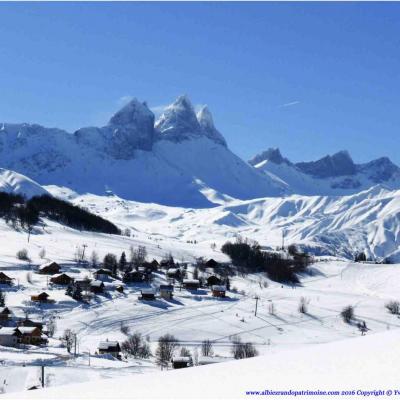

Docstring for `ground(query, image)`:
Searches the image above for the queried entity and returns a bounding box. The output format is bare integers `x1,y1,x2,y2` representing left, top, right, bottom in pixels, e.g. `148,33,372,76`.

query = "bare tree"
90,251,99,268
298,297,309,314
155,334,178,369
180,347,191,357
201,339,214,357
47,316,57,338
38,248,46,259
62,329,75,353
121,332,151,359
231,336,258,359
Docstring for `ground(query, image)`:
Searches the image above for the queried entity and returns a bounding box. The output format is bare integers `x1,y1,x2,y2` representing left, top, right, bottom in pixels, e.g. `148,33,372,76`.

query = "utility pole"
254,295,259,317
41,365,45,388
281,229,285,250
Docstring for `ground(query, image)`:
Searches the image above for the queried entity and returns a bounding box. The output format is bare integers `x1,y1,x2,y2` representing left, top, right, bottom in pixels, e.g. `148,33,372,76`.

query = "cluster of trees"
354,251,367,262
121,332,152,359
0,192,120,235
221,238,312,283
230,336,258,359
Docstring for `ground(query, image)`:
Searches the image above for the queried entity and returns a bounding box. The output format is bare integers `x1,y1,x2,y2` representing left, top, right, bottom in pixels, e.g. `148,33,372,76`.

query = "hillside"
4,328,400,399
53,185,400,262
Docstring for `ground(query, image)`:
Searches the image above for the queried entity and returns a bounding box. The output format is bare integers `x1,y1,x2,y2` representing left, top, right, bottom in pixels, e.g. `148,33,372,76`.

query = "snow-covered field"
1,206,400,395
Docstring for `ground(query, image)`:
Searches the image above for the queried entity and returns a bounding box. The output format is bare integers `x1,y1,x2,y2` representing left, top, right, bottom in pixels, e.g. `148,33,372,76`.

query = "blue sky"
0,2,399,164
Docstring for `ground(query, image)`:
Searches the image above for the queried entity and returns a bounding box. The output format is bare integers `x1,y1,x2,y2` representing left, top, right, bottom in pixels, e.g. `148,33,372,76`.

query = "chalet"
50,273,74,286
205,259,219,269
171,356,192,369
0,272,13,285
159,284,174,300
38,261,61,275
207,275,222,287
166,268,181,280
74,279,92,292
18,318,43,331
123,270,148,283
0,307,12,322
94,269,112,281
182,279,200,291
211,285,226,298
0,327,21,347
140,288,156,301
31,292,52,303
90,280,105,294
18,326,44,345
98,340,121,359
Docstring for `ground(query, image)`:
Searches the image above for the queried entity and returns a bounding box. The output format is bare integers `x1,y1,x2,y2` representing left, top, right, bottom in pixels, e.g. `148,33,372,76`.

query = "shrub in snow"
16,248,30,261
341,305,355,324
298,297,309,314
39,248,46,259
385,301,400,315
231,336,258,359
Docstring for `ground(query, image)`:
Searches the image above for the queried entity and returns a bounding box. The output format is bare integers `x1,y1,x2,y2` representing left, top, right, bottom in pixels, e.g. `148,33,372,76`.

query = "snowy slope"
0,97,284,208
47,185,400,262
0,168,49,198
3,324,400,399
251,148,400,196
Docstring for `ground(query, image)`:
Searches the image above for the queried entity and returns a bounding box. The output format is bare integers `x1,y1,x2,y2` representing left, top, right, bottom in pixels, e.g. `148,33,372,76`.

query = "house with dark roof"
98,340,121,358
38,261,61,275
0,272,13,285
50,273,74,286
0,307,12,322
171,356,192,369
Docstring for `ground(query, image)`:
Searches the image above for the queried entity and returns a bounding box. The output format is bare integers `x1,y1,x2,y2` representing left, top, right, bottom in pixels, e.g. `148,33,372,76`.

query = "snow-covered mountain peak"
196,105,227,147
155,95,202,142
249,148,291,166
296,150,356,178
108,98,154,128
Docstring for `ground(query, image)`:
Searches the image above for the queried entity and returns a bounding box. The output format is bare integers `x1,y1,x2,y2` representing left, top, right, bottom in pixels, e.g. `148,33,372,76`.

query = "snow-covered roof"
18,327,39,334
0,327,18,335
183,279,200,284
98,341,120,350
166,268,178,274
141,288,155,295
212,285,226,292
91,280,104,287
39,261,59,271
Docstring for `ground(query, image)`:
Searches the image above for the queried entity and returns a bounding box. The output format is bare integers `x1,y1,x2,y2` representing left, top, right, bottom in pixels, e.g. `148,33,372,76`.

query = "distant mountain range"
249,148,400,196
1,95,400,206
0,96,283,207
